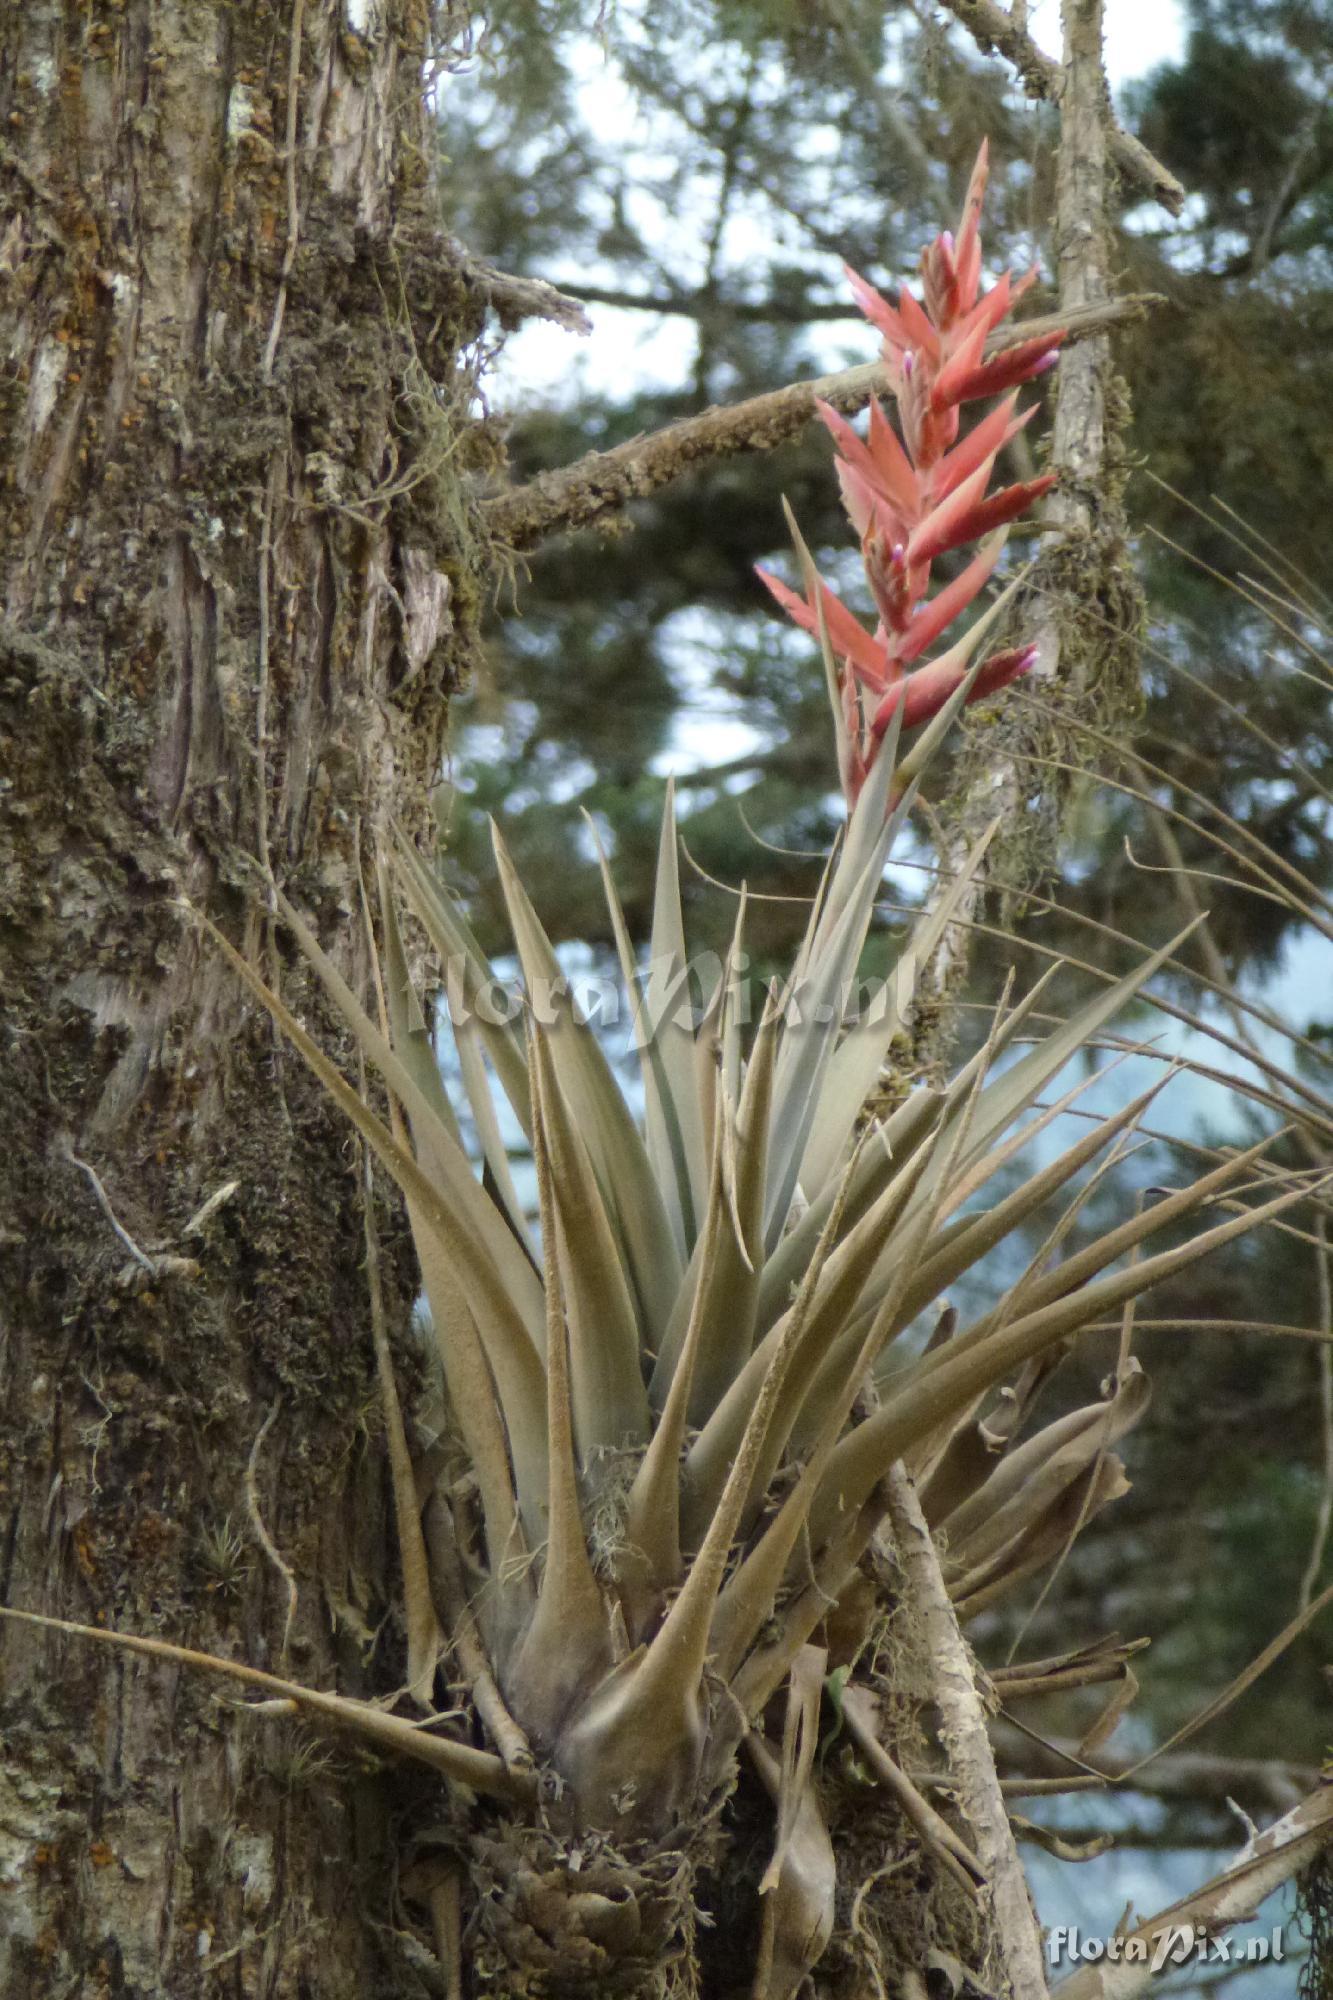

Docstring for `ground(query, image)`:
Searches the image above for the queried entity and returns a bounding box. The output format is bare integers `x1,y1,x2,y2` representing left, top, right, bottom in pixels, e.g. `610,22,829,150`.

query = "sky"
484,0,1194,789
492,0,1189,410
1036,0,1187,87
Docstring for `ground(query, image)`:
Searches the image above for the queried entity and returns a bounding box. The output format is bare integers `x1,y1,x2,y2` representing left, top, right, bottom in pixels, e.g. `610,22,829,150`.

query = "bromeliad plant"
758,139,1062,807
162,735,1308,1993
2,160,1321,2000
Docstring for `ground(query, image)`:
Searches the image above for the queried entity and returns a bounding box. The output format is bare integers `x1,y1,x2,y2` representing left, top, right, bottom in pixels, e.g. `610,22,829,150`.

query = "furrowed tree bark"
0,6,487,1994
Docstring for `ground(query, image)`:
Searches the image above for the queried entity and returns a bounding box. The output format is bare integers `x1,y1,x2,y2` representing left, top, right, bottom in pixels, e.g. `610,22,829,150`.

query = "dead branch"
464,257,593,336
886,1464,1051,2000
992,1725,1321,1814
547,279,865,325
933,0,1186,215
1042,0,1119,556
1051,1781,1333,1998
486,293,1161,551
0,1605,535,1803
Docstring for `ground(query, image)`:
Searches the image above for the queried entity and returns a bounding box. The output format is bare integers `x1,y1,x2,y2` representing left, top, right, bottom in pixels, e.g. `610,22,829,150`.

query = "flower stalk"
758,140,1066,807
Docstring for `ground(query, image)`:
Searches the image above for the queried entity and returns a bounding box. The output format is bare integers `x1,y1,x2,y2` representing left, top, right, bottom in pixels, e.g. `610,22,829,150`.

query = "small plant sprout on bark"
758,140,1063,809
3,146,1327,2000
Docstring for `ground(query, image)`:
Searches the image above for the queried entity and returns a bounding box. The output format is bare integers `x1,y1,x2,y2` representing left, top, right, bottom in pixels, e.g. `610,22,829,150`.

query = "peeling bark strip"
886,1467,1052,2000
487,295,1161,551
0,5,485,1995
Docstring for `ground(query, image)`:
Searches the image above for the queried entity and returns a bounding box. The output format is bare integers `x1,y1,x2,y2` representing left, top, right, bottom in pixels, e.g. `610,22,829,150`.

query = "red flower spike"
952,140,990,313
762,136,1065,810
920,233,955,326
755,566,890,691
934,392,1030,501
834,458,877,541
952,270,1016,348
922,473,1057,562
816,398,877,471
896,284,941,359
928,317,990,414
948,330,1066,406
866,397,920,520
906,461,995,568
842,263,914,359
899,358,957,470
896,532,1008,667
864,535,916,637
870,641,1037,742
818,400,916,528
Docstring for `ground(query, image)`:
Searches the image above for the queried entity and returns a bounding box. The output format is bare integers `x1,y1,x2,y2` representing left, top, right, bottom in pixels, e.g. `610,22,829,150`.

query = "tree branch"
992,1725,1321,1815
486,293,1162,551
886,1465,1051,2000
932,0,1186,215
1036,0,1122,638
1051,1781,1333,1998
463,255,594,336
552,279,864,325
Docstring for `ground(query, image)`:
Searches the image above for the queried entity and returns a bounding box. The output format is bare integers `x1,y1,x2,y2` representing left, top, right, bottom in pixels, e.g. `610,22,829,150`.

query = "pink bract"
757,140,1064,808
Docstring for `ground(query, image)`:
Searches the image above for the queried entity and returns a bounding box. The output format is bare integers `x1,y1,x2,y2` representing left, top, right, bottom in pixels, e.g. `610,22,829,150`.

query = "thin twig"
486,295,1161,550
1114,1573,1333,1784
422,1492,536,1777
64,1145,156,1273
992,1727,1320,1813
549,278,875,324
0,1606,531,1800
839,1684,987,1896
245,1401,300,1666
848,1856,911,2000
262,0,306,382
1298,1216,1333,1612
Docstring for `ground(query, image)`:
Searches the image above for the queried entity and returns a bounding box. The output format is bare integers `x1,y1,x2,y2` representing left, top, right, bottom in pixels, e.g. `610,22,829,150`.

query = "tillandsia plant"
194,769,1314,1994
758,139,1063,809
1,170,1324,2000
4,711,1320,1996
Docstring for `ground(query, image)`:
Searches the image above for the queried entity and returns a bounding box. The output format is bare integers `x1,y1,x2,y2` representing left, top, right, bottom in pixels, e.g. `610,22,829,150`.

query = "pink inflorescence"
757,141,1065,808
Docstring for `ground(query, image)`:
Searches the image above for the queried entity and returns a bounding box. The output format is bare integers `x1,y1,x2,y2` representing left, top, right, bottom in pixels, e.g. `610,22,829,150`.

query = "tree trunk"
0,5,485,1993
